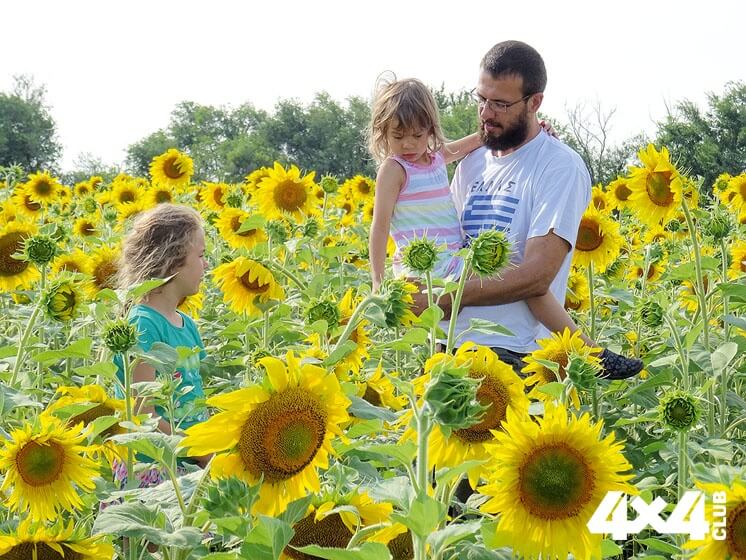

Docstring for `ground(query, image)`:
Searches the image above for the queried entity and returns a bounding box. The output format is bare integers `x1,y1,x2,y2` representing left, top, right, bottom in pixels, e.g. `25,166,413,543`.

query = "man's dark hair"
481,41,547,96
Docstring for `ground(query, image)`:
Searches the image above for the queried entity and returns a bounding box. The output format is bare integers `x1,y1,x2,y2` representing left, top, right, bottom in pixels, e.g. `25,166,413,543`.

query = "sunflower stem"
122,350,136,491
264,259,307,292
331,295,386,355
681,202,714,436
664,313,690,390
586,263,600,419
425,271,435,357
445,254,473,355
719,238,730,436
9,298,43,389
413,404,433,560
183,456,213,524
677,430,688,500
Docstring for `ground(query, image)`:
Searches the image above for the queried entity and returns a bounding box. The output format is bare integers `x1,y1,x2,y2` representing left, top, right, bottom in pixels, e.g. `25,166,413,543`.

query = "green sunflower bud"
103,319,139,354
225,190,244,209
647,243,665,263
302,218,320,238
470,229,511,276
402,237,440,274
102,206,118,223
705,208,732,241
266,220,289,243
636,299,665,328
566,354,600,391
424,360,487,435
665,218,683,233
659,390,701,432
82,196,98,214
381,278,415,328
43,280,84,322
320,175,339,194
248,348,272,367
21,234,58,266
305,298,340,328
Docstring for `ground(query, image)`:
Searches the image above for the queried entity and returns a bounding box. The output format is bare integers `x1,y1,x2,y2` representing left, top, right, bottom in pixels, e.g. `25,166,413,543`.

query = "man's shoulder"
537,135,587,170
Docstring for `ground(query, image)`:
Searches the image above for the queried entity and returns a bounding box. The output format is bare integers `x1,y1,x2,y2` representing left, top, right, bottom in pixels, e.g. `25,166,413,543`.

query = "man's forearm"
460,265,550,308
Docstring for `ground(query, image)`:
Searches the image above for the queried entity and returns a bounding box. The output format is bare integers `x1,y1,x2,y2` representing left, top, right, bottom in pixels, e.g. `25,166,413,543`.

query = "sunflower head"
254,162,319,220
402,237,440,274
705,206,733,241
659,390,701,432
635,298,665,328
266,219,290,243
302,217,320,239
470,229,511,276
21,234,58,266
380,278,418,328
42,278,86,322
423,354,487,434
0,518,114,560
305,298,341,329
103,319,138,354
149,148,194,188
320,175,340,194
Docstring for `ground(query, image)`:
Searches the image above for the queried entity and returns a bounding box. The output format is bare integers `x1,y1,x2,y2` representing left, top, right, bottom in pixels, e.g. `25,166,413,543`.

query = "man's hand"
408,279,453,319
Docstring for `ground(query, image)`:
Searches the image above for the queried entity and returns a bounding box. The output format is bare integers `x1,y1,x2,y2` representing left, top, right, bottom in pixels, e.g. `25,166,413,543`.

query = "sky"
2,0,744,172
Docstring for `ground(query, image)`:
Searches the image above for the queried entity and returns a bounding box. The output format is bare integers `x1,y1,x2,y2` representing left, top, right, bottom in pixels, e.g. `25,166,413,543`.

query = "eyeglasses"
470,89,533,113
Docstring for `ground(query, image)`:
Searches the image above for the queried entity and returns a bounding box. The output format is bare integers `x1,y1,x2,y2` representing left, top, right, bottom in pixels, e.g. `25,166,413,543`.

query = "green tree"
0,75,61,170
655,81,746,188
125,130,175,178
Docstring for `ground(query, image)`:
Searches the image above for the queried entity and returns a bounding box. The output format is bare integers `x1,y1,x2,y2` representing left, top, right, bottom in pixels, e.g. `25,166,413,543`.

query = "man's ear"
529,92,544,113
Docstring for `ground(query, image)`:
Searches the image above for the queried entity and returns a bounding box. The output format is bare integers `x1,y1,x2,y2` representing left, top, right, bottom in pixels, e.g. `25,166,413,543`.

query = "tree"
125,130,175,178
655,81,746,188
0,75,61,170
61,153,121,186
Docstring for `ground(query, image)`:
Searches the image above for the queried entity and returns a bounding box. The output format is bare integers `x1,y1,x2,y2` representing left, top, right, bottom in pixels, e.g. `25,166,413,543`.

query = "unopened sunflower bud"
266,220,289,243
103,207,118,223
225,190,244,209
43,280,84,322
21,235,58,266
320,175,339,194
305,298,340,328
103,320,139,354
566,355,600,391
470,229,511,276
380,278,417,328
302,218,320,238
247,348,272,368
425,363,487,434
402,238,439,274
705,208,732,241
659,390,701,432
636,299,665,328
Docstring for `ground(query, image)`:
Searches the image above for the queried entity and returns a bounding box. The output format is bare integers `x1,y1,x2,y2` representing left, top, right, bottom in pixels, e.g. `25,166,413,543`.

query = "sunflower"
642,224,671,247
332,193,358,227
21,171,61,207
522,329,601,409
178,290,204,319
10,187,44,220
564,266,590,312
0,518,114,560
73,216,100,238
334,288,371,379
626,144,684,226
626,257,667,284
479,402,635,560
607,176,634,211
43,277,88,322
110,178,145,211
149,148,194,189
340,175,375,203
729,239,746,280
213,256,284,316
50,249,93,277
684,478,746,560
283,491,392,559
254,162,319,221
724,173,746,212
571,206,623,273
143,183,177,207
0,415,99,521
357,361,407,412
215,207,268,250
89,245,120,293
73,177,102,198
199,182,230,212
590,184,610,212
361,199,375,223
0,220,40,292
403,344,531,488
245,166,272,192
367,524,414,560
181,351,351,516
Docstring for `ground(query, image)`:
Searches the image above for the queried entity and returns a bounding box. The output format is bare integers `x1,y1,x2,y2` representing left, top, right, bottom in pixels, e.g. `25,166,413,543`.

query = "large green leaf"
92,501,201,546
240,515,295,560
392,494,446,538
294,543,392,560
32,337,92,365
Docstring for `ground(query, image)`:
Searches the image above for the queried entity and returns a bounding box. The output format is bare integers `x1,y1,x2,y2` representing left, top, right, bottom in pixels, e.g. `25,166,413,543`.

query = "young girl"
112,203,210,486
367,78,642,379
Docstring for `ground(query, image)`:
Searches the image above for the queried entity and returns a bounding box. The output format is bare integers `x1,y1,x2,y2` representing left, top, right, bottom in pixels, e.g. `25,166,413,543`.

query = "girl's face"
174,227,208,297
386,123,431,165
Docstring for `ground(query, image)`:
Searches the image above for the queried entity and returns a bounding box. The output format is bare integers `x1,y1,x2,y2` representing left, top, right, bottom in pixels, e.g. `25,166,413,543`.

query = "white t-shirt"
441,131,591,353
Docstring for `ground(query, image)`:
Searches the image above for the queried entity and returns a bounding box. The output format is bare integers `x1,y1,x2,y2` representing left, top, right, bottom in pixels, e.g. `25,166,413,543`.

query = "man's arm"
437,230,571,316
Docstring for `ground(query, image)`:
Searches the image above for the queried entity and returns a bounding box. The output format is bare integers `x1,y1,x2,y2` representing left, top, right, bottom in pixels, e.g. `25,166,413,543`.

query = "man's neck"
493,121,542,157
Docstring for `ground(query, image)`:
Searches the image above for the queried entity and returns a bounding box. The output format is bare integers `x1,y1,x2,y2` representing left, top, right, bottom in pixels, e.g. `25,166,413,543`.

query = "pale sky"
2,0,744,172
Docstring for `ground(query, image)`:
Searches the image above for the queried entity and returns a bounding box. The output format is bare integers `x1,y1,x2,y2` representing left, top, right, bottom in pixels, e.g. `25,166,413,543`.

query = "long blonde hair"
367,77,446,164
117,204,203,291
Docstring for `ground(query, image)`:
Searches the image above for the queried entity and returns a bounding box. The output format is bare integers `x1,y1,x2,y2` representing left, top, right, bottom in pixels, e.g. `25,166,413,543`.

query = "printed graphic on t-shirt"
462,178,521,241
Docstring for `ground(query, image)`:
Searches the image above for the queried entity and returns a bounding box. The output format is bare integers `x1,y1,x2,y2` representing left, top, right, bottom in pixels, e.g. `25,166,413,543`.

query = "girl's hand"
539,120,559,138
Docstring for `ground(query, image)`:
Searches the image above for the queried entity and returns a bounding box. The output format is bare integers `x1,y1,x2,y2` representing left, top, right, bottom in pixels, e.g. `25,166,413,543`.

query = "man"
433,40,641,378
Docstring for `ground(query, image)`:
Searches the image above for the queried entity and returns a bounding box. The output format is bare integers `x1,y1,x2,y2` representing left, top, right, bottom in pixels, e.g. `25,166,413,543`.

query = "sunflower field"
0,143,744,560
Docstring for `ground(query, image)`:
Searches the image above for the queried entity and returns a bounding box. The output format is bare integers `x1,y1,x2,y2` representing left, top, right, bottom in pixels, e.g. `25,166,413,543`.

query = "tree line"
1,75,744,189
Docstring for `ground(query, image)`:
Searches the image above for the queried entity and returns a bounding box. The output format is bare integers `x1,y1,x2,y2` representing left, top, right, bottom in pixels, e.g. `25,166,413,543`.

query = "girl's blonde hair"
117,204,203,290
367,77,446,164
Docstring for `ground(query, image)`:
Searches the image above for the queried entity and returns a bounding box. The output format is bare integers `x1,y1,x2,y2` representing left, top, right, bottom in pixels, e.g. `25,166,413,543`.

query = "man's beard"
479,109,530,151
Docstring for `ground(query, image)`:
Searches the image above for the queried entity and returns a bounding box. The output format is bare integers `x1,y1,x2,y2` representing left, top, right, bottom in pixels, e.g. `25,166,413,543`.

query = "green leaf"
0,384,43,415
295,543,392,560
280,494,314,526
637,537,679,555
364,304,389,328
73,361,118,379
537,382,565,399
0,345,17,359
31,337,93,365
418,304,444,329
109,432,181,466
719,281,746,302
92,501,202,546
400,328,429,345
323,340,358,367
724,314,746,330
711,341,739,373
467,318,514,336
236,214,266,234
600,539,624,558
648,354,679,368
348,396,398,422
427,520,482,552
366,476,414,509
393,494,446,538
359,442,417,468
240,515,294,560
127,276,173,300
435,460,487,487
